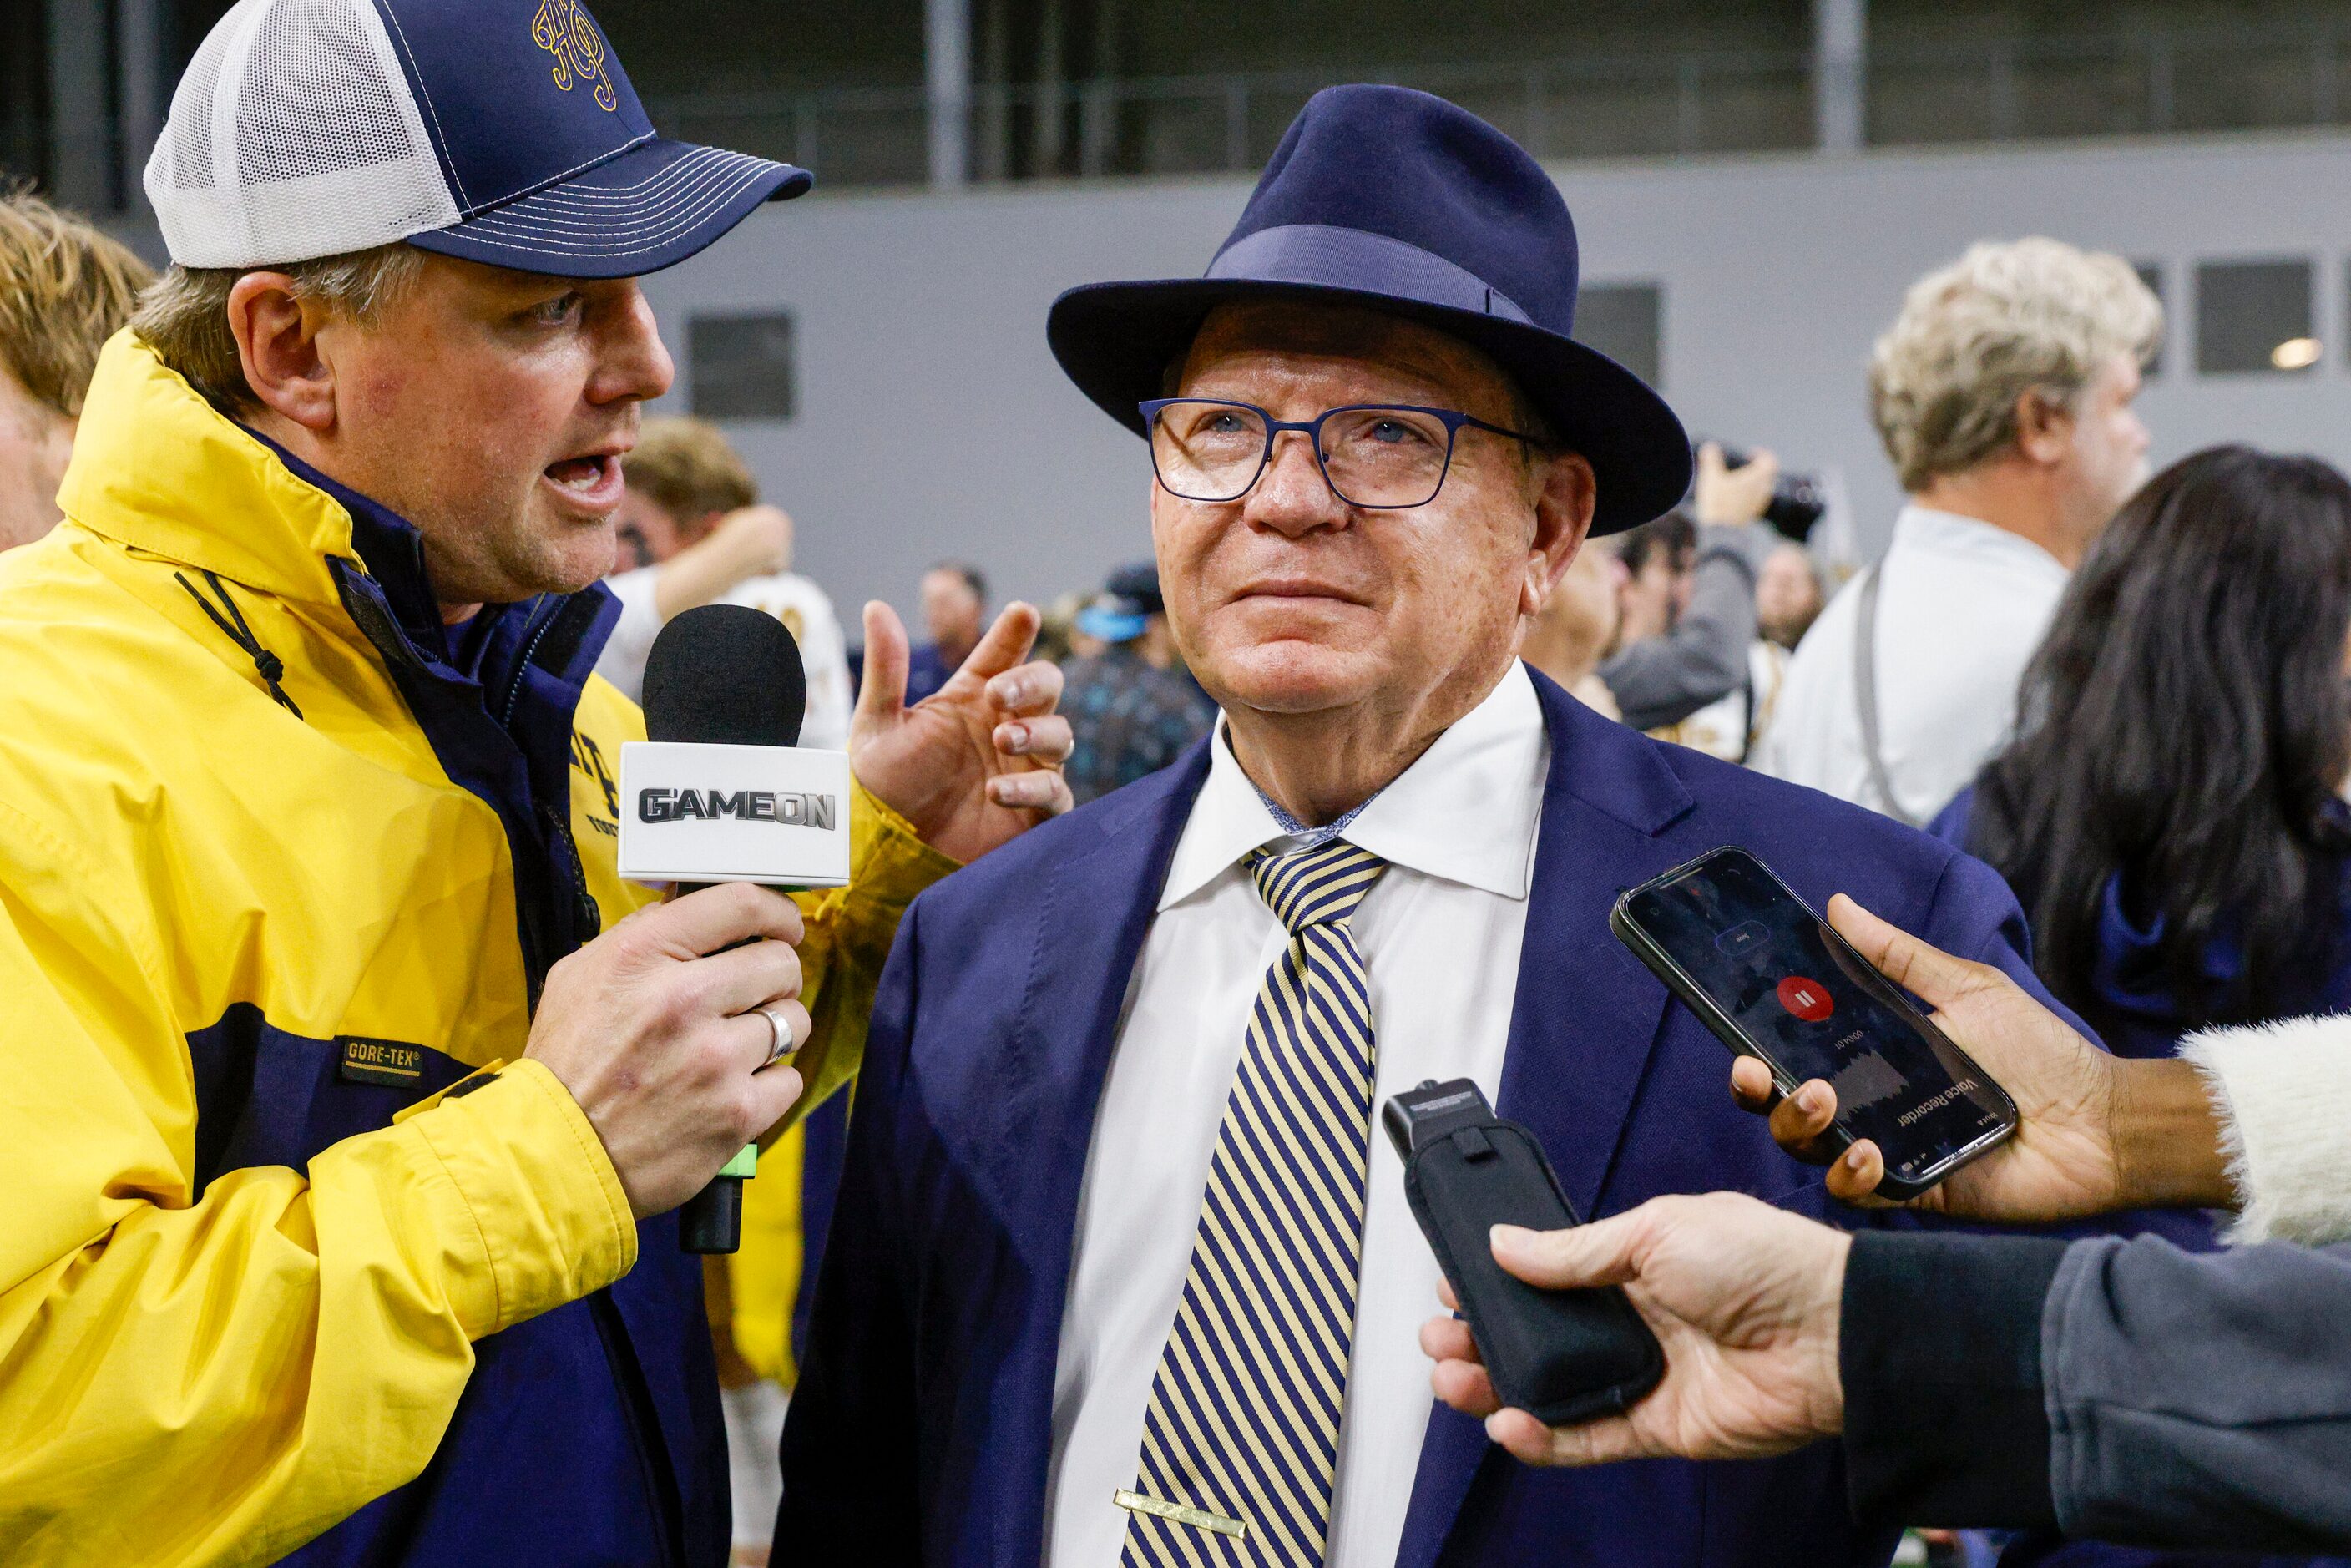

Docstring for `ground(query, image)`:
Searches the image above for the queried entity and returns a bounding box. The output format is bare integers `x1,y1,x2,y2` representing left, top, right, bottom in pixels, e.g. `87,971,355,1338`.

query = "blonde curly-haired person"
1759,239,2160,822
0,190,152,550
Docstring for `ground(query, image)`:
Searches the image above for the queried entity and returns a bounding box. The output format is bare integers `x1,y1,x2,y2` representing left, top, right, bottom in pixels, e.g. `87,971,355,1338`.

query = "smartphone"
1609,847,2017,1199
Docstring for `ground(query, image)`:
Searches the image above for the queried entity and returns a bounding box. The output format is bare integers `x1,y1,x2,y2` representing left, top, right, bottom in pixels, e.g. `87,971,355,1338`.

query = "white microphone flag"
616,741,852,887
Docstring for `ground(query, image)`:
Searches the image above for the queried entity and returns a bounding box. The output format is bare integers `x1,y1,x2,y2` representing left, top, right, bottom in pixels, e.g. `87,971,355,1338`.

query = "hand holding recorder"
1426,893,2242,1472
1613,848,2020,1199
1422,1191,1848,1467
1734,893,2231,1220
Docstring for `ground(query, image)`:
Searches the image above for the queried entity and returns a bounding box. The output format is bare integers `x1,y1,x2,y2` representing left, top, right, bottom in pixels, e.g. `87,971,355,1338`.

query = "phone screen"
1620,849,2015,1182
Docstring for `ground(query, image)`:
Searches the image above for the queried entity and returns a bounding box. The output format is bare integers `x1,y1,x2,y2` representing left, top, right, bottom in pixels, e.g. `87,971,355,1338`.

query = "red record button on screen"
1777,975,1834,1023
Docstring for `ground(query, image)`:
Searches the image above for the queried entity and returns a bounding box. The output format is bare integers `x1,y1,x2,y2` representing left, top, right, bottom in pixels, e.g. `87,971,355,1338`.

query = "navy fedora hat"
1047,84,1690,532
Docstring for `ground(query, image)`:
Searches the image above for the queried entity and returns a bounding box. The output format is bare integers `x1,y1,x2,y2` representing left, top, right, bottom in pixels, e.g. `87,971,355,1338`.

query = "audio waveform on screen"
1826,1051,1906,1114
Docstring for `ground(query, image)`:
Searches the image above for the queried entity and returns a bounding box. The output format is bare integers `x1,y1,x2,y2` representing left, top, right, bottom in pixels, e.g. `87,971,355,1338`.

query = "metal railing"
646,49,1818,190
8,23,2346,204
1871,23,2348,144
641,22,2351,192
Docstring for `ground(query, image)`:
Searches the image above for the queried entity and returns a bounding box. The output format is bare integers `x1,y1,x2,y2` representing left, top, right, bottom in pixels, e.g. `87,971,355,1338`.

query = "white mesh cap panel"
160,11,234,193
145,0,461,268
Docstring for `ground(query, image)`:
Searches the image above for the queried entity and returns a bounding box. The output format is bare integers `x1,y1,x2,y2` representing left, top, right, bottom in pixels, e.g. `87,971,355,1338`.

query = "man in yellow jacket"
0,3,1070,1564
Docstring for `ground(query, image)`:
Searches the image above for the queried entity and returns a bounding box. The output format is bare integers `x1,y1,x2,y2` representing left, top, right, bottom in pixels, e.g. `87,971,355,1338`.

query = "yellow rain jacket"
0,335,952,1566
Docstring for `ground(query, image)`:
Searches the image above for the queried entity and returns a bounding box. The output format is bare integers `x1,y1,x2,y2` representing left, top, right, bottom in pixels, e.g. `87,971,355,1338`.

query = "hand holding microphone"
612,604,850,1251
527,605,823,1232
523,883,811,1221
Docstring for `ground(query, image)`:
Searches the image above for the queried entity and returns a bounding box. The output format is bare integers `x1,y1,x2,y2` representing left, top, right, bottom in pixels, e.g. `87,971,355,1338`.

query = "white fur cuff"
2178,1014,2351,1247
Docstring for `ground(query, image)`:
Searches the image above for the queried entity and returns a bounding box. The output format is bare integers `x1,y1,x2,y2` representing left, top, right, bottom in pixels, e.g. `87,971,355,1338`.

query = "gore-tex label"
338,1035,424,1086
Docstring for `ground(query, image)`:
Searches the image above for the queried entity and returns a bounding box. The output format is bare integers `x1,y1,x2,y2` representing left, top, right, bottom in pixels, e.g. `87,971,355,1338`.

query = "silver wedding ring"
756,1004,798,1069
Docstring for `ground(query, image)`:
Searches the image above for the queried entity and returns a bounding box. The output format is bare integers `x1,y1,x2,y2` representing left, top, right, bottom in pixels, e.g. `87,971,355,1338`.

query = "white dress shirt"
1044,662,1549,1568
1757,505,2070,823
595,565,855,750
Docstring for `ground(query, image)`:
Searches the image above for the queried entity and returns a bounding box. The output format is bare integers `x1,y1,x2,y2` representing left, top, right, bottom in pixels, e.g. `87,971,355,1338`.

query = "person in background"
910,561,988,703
1611,509,1696,649
1756,539,1825,650
1943,446,2351,1060
1519,529,1626,717
0,189,152,551
1614,445,1792,762
1925,443,2351,1568
1759,238,2160,824
1059,561,1218,803
1595,440,1780,731
1034,589,1087,665
594,417,854,748
1937,447,2351,1181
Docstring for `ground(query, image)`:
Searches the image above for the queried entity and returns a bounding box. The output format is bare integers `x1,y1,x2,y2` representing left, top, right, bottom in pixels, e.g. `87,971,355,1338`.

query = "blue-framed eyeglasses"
1138,397,1542,509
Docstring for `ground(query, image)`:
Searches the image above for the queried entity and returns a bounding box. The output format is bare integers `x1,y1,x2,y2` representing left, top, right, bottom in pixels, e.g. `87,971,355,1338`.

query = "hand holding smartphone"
1610,847,2018,1200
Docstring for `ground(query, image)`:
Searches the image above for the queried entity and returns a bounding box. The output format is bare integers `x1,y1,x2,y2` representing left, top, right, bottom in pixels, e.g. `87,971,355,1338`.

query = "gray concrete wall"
650,129,2351,625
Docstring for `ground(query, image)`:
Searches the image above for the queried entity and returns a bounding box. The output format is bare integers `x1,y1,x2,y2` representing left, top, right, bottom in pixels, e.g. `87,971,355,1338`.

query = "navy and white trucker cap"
145,0,811,277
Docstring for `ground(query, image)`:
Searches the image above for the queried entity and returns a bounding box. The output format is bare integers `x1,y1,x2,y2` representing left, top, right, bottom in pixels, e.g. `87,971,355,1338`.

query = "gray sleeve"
1597,524,1771,731
2045,1233,2351,1553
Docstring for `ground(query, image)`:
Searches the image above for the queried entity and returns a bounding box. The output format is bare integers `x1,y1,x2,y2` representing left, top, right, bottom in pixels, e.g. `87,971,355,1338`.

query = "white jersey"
597,566,856,751
1756,505,2068,823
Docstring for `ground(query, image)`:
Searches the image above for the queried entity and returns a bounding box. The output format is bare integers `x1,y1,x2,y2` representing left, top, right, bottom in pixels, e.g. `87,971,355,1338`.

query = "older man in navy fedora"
781,86,2089,1568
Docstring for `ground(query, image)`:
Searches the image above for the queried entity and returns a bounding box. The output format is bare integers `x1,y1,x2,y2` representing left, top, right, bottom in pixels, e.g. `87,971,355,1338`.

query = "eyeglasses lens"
1149,402,1454,507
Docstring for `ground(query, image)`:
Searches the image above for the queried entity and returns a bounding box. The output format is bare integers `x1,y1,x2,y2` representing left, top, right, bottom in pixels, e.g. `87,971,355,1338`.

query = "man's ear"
1524,451,1598,615
226,272,338,432
2013,386,2077,468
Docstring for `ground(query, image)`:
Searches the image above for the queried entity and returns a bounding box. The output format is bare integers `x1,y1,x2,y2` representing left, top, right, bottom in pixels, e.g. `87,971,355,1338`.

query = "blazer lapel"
985,741,1211,1567
1397,672,1696,1568
988,740,1211,1224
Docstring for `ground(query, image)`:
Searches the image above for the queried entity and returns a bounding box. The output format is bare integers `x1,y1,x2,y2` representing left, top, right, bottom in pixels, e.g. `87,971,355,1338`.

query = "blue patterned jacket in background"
1059,645,1218,804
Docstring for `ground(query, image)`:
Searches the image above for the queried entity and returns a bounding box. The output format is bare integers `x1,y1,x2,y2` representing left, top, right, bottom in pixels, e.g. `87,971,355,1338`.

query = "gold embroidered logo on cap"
532,0,615,112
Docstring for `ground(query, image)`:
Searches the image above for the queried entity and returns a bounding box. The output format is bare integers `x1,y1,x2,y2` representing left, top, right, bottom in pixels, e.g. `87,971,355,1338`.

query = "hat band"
1204,224,1535,326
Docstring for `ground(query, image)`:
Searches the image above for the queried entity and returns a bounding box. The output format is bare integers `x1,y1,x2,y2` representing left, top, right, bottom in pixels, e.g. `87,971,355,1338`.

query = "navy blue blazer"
778,671,2083,1568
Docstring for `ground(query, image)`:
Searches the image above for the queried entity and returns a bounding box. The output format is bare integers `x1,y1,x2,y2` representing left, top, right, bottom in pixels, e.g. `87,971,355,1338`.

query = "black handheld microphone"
637,604,811,1255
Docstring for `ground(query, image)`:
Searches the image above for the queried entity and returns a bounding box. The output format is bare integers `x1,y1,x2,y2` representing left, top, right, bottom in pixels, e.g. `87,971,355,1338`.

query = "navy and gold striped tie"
1118,838,1389,1568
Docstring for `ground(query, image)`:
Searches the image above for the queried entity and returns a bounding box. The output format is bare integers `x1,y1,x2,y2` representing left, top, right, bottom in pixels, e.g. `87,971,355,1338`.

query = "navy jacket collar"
240,428,619,997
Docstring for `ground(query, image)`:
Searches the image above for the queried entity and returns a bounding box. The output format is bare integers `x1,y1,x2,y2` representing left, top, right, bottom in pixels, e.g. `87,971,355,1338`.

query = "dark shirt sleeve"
1600,524,1772,731
1840,1230,2069,1530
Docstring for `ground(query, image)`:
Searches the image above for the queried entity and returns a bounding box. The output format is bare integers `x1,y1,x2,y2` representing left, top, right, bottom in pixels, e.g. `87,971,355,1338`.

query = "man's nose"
1241,427,1348,537
591,282,676,406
